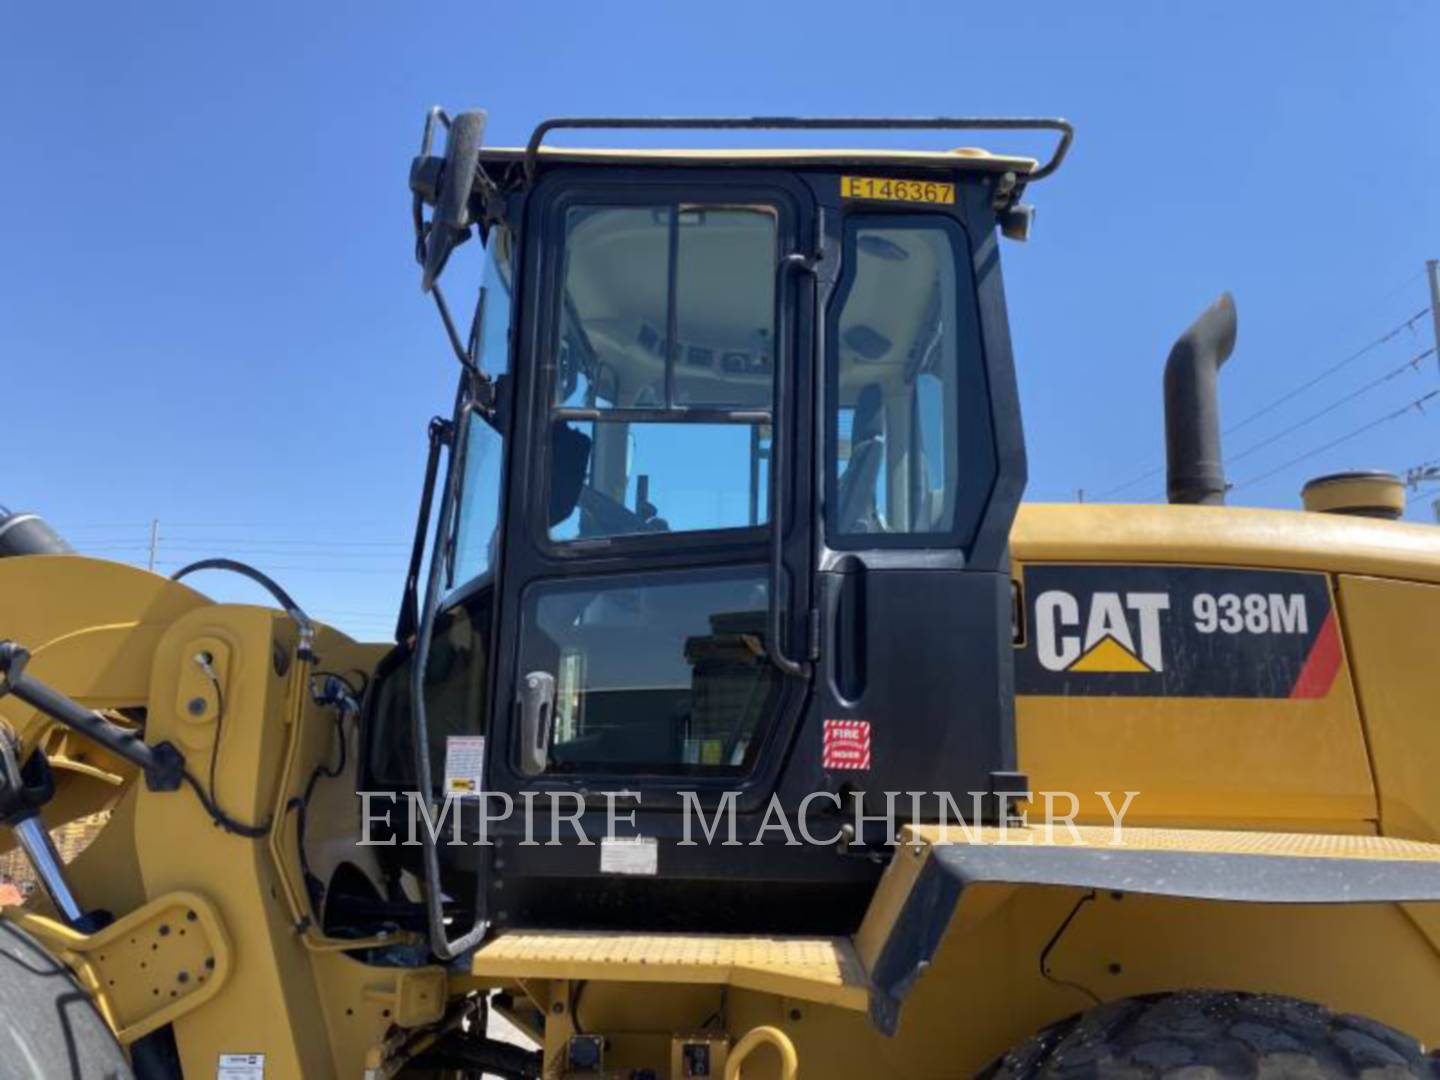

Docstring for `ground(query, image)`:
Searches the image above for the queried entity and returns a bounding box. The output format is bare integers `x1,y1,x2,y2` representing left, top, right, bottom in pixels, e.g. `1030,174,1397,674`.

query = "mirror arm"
430,284,479,375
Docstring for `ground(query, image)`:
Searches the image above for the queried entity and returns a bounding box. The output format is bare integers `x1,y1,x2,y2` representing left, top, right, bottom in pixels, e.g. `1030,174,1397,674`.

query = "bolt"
158,925,170,937
552,1001,564,1014
1108,963,1123,975
788,1008,802,1022
186,697,207,716
177,972,189,984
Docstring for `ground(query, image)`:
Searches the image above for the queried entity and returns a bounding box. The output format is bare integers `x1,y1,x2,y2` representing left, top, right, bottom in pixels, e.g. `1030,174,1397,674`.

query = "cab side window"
829,217,994,547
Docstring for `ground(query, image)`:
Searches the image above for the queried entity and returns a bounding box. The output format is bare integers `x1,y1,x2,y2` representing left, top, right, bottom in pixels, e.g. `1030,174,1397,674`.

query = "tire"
0,919,133,1079
983,990,1439,1079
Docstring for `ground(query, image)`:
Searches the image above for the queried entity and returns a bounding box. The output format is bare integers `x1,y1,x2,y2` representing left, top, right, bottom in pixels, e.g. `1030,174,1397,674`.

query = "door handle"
517,671,556,776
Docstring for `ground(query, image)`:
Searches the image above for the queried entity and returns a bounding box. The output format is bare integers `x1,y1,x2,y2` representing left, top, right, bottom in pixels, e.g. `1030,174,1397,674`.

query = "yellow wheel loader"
3,111,1440,1079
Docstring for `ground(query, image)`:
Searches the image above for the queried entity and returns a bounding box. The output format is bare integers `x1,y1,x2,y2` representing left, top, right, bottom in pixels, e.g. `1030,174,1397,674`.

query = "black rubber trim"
867,842,1440,1036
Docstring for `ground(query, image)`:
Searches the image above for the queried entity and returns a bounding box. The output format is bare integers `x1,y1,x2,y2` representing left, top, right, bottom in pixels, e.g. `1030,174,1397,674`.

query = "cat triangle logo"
1068,634,1153,673
1034,589,1170,674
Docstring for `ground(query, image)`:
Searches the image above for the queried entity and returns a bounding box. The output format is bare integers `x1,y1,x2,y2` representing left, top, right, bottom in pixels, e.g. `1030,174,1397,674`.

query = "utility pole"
1429,259,1440,372
146,519,159,572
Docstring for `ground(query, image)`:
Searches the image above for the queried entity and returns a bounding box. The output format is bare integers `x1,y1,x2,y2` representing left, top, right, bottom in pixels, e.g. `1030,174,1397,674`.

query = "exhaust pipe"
1164,293,1237,505
0,507,72,557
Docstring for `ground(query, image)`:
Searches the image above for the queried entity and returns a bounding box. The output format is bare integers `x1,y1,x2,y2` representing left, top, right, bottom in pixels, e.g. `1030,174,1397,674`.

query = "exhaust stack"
0,507,71,557
1164,293,1238,505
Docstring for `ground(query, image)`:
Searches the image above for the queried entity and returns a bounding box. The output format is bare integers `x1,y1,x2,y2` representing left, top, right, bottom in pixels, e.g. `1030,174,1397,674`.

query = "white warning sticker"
217,1053,264,1080
600,836,658,876
443,735,486,795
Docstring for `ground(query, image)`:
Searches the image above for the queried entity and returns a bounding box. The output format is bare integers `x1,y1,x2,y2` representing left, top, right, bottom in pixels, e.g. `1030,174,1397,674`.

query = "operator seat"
835,384,885,533
549,422,593,526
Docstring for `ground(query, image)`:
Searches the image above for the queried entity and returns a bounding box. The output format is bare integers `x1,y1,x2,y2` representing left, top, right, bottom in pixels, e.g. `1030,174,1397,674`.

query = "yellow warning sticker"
841,176,955,205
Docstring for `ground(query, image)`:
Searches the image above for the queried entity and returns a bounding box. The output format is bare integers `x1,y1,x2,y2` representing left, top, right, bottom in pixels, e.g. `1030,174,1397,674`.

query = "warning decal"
823,719,872,770
443,735,485,795
217,1054,265,1080
600,836,659,876
1015,565,1338,699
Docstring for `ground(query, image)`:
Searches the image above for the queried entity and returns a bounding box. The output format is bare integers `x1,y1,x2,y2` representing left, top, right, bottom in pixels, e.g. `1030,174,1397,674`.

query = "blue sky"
4,2,1438,640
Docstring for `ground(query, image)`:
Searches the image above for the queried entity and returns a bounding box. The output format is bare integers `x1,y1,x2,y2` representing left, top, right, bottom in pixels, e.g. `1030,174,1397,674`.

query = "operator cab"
364,115,1070,954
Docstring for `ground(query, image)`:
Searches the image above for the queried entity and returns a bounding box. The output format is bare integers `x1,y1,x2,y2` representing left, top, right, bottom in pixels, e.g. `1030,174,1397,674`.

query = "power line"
1225,306,1432,436
1093,463,1165,500
78,544,404,558
56,520,402,533
1232,389,1440,492
1227,347,1435,466
1092,304,1433,499
68,535,409,548
125,558,404,576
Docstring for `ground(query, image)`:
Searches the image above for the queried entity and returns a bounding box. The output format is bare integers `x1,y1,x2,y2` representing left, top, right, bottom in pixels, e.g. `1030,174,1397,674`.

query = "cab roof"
477,144,1040,175
465,115,1072,188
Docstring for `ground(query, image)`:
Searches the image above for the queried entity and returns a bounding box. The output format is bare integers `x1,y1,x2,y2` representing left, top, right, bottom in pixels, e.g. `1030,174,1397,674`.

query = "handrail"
767,253,817,679
524,115,1073,185
724,1025,799,1080
409,396,492,960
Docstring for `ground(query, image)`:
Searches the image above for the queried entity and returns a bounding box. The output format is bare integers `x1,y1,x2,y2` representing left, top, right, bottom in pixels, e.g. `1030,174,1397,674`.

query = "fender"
859,824,1440,1035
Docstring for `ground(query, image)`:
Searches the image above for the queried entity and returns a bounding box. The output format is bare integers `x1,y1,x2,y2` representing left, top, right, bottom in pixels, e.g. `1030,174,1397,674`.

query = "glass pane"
557,205,778,411
551,202,780,542
452,231,513,586
453,417,504,582
367,597,489,791
832,221,985,538
549,419,770,540
522,569,779,775
674,206,776,408
558,207,668,408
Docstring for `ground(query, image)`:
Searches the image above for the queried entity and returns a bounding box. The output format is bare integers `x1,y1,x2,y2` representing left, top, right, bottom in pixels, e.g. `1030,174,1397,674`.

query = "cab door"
813,184,1026,822
483,170,852,929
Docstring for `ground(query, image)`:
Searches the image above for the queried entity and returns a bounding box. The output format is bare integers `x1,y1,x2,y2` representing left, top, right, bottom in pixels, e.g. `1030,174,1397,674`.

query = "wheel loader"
3,110,1440,1080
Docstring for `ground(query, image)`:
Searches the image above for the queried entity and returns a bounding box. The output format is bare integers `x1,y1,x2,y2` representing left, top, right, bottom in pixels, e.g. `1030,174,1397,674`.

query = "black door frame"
488,166,821,819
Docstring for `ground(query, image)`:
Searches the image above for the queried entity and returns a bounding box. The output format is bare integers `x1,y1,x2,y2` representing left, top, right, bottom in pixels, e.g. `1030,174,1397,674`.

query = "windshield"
546,203,779,541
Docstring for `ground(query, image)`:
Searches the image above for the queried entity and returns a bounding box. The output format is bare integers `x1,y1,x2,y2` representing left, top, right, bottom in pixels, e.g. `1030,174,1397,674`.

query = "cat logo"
1033,590,1170,674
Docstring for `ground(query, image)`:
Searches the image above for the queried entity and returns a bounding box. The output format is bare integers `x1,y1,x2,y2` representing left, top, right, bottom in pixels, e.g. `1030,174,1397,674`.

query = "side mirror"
411,109,488,293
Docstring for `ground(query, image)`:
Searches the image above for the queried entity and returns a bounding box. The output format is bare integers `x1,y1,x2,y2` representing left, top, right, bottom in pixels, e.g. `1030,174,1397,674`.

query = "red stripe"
1290,609,1342,699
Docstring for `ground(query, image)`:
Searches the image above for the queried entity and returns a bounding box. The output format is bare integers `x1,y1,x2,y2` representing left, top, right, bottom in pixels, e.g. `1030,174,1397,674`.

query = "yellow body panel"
1011,502,1440,584
1012,505,1387,831
1335,574,1440,842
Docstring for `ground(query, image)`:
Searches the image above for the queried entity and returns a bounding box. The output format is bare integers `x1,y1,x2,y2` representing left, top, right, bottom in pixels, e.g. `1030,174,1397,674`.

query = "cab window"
548,204,777,541
521,568,780,776
828,216,994,547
